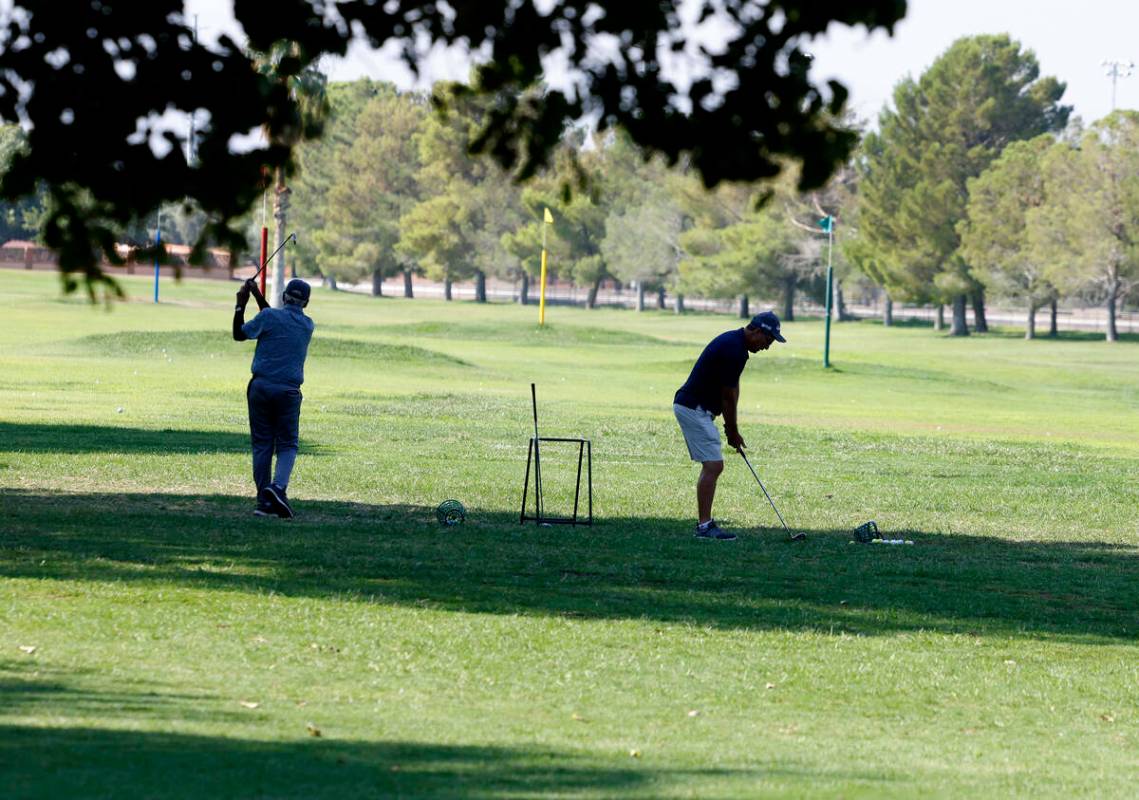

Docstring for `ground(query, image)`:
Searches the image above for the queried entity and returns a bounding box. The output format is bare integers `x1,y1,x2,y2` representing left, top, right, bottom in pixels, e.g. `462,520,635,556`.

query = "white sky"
185,0,1138,128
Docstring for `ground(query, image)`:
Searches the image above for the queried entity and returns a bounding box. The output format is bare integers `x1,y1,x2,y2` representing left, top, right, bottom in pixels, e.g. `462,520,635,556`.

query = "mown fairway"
2,269,1138,798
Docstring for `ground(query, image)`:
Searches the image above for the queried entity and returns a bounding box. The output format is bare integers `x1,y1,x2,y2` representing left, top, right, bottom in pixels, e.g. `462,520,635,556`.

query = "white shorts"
674,403,723,462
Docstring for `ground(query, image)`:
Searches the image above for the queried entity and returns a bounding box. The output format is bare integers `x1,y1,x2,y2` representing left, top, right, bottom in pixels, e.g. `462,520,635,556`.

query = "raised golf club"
738,449,805,541
251,232,298,283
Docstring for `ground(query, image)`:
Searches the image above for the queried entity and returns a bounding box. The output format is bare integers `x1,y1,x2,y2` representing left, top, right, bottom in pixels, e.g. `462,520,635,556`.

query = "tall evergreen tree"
292,80,391,280
678,181,803,317
600,137,688,311
398,83,523,301
959,135,1058,339
1033,112,1139,342
315,85,427,295
252,43,330,307
856,35,1069,335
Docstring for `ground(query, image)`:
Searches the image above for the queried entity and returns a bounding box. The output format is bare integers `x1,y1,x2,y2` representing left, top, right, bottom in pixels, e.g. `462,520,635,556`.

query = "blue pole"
153,226,160,303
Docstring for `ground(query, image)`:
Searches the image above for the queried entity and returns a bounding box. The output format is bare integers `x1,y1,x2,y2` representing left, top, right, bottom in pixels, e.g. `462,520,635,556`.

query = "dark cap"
283,279,310,308
748,310,786,342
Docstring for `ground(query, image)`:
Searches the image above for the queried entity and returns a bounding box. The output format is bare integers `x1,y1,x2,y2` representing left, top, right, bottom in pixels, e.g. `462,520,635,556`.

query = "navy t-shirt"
674,329,749,417
242,304,314,388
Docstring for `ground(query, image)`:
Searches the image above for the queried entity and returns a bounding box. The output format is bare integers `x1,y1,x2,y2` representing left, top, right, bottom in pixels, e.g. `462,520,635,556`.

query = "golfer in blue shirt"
233,278,315,519
674,311,785,540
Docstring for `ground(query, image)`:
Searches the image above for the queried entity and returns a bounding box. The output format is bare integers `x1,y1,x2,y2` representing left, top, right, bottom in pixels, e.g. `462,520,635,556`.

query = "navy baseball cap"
283,279,311,307
749,311,786,342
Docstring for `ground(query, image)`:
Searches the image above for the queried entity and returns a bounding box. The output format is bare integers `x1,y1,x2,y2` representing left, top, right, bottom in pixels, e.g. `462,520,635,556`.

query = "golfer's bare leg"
697,460,724,524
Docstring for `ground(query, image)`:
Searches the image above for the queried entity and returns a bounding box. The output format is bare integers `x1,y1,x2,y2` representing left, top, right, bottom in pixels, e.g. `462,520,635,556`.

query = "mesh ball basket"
853,520,880,543
436,499,466,526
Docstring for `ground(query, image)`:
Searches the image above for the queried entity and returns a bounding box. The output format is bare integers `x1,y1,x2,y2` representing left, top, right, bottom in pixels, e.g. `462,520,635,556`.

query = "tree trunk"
474,270,487,303
270,167,289,308
403,269,414,298
636,281,645,311
519,272,529,305
327,275,338,291
674,293,685,314
657,286,666,309
950,295,969,336
586,275,602,309
738,294,749,319
934,305,944,331
1025,299,1037,340
883,295,893,327
1106,283,1118,342
371,268,383,297
444,278,452,301
782,275,795,322
834,281,846,320
972,289,989,333
1049,298,1058,337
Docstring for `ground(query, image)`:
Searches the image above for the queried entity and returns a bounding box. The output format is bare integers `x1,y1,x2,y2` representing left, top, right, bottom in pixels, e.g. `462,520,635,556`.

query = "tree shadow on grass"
0,421,250,455
0,721,895,799
0,660,910,798
0,421,330,457
0,657,902,798
1,489,1137,643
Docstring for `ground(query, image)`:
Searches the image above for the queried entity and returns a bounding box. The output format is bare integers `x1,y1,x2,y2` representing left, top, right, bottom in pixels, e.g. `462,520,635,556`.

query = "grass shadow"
0,659,908,797
0,422,251,455
0,723,660,798
2,490,1136,643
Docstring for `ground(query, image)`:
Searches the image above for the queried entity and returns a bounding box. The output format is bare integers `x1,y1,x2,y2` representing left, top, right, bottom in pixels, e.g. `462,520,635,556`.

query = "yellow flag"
543,207,554,224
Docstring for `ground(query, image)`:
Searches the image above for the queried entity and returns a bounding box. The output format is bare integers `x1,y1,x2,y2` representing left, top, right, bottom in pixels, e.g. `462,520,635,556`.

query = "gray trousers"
247,377,303,492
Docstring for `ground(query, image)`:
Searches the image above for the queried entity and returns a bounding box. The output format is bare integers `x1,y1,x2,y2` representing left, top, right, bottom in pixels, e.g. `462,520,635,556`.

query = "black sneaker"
253,497,275,517
262,484,294,520
694,520,736,541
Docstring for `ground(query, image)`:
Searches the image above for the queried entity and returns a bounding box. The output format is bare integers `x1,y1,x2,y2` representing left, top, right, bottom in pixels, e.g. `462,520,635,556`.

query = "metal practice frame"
520,436,593,526
519,383,593,526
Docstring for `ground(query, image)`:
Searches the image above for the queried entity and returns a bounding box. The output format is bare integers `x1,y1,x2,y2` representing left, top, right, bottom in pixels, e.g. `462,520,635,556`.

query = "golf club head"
789,531,806,541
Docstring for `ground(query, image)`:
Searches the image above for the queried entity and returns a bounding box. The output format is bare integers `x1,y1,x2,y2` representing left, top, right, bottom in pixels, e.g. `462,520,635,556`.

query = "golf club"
251,232,298,283
738,449,806,541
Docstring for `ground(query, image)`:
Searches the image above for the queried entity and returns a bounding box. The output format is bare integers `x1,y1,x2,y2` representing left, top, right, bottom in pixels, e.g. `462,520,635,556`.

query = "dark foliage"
0,1,906,294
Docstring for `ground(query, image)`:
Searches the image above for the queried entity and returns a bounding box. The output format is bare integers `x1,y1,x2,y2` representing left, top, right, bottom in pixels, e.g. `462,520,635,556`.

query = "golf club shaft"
739,450,789,531
251,232,297,281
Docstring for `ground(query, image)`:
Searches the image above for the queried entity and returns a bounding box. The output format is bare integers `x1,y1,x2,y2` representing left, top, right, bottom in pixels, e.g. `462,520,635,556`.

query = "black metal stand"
519,436,592,526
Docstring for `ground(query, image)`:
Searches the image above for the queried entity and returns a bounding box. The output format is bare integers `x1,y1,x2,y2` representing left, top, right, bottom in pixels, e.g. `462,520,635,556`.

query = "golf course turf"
2,270,1137,798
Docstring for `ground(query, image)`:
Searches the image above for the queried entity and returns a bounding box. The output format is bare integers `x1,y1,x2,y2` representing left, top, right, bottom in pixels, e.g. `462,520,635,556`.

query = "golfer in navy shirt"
233,277,315,519
673,311,785,540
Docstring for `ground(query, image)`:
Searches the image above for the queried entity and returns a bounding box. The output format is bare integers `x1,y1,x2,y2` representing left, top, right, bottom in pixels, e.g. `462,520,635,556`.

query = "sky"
184,0,1139,129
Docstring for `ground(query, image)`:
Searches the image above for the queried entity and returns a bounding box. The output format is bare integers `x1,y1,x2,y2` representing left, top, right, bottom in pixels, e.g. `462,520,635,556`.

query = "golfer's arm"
232,307,248,341
721,386,740,434
250,285,270,311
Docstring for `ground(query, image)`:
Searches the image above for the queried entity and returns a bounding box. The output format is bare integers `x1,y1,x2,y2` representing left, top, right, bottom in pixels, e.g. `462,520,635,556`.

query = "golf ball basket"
853,520,880,543
519,383,593,527
436,499,466,526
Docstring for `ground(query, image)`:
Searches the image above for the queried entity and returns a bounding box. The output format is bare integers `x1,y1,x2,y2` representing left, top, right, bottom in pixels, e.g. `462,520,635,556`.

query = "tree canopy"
0,0,906,295
855,34,1069,334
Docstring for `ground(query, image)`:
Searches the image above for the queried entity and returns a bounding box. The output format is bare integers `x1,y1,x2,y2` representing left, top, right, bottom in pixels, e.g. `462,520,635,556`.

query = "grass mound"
75,330,229,357
74,330,469,366
357,320,670,346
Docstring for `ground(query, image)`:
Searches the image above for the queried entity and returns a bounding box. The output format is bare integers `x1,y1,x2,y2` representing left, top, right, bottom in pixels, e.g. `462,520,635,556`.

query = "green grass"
2,269,1138,798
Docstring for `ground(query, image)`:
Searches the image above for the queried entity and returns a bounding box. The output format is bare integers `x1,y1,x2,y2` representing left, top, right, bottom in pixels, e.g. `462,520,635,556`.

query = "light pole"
1102,59,1134,111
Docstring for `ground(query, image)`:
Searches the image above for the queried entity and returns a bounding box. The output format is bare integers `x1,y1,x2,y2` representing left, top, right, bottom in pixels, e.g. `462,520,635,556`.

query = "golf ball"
116,407,123,414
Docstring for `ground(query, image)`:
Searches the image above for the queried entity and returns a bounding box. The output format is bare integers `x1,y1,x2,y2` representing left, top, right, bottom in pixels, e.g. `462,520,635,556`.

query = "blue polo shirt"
242,304,314,388
674,329,749,417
